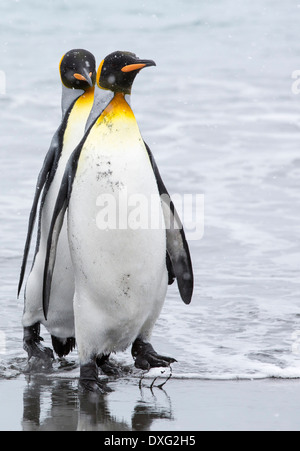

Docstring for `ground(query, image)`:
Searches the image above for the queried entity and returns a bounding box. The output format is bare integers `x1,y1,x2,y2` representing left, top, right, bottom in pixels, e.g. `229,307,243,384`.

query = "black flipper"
166,252,175,285
18,98,78,297
18,138,58,297
42,163,73,320
144,142,194,305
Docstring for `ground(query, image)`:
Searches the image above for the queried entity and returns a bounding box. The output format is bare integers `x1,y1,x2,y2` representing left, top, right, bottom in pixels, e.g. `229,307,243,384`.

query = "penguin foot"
96,354,122,376
132,338,177,370
23,324,54,362
79,360,112,394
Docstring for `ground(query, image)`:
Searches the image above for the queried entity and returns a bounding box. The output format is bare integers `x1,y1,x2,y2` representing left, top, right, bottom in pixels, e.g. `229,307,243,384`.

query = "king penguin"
18,49,96,362
43,51,193,392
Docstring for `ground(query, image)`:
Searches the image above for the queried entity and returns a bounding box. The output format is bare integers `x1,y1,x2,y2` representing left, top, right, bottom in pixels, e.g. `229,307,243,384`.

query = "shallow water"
2,376,300,431
0,0,300,431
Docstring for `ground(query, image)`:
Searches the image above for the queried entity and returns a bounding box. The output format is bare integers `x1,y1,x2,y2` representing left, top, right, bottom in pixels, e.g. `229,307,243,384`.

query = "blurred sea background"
1,0,300,431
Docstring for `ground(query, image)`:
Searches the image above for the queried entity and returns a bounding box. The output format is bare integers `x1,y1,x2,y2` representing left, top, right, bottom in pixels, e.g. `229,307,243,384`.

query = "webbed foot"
79,360,112,394
132,338,177,370
96,354,122,377
23,323,54,362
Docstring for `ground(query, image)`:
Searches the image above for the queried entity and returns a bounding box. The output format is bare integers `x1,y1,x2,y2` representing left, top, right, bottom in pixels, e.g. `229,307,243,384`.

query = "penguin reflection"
22,376,173,431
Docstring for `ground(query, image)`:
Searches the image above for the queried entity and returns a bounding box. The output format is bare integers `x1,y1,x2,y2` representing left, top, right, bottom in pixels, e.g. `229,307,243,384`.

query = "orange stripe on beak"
74,73,88,82
121,63,147,73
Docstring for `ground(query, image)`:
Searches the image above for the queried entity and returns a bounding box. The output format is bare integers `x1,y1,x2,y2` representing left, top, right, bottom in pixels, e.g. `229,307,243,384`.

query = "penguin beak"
121,59,156,73
73,68,94,87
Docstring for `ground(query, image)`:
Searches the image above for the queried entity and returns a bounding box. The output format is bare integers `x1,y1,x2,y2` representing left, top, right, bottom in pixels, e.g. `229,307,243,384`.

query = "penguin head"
97,51,156,95
59,49,96,90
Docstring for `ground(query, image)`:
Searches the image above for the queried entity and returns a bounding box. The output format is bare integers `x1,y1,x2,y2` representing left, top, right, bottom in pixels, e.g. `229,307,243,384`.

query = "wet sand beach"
1,374,300,431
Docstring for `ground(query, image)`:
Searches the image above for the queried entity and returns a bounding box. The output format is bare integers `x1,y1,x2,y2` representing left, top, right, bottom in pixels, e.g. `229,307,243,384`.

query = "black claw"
79,360,112,394
135,356,151,371
96,354,110,367
24,341,54,361
96,354,121,376
99,361,122,377
154,354,177,364
132,338,177,370
23,324,54,362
